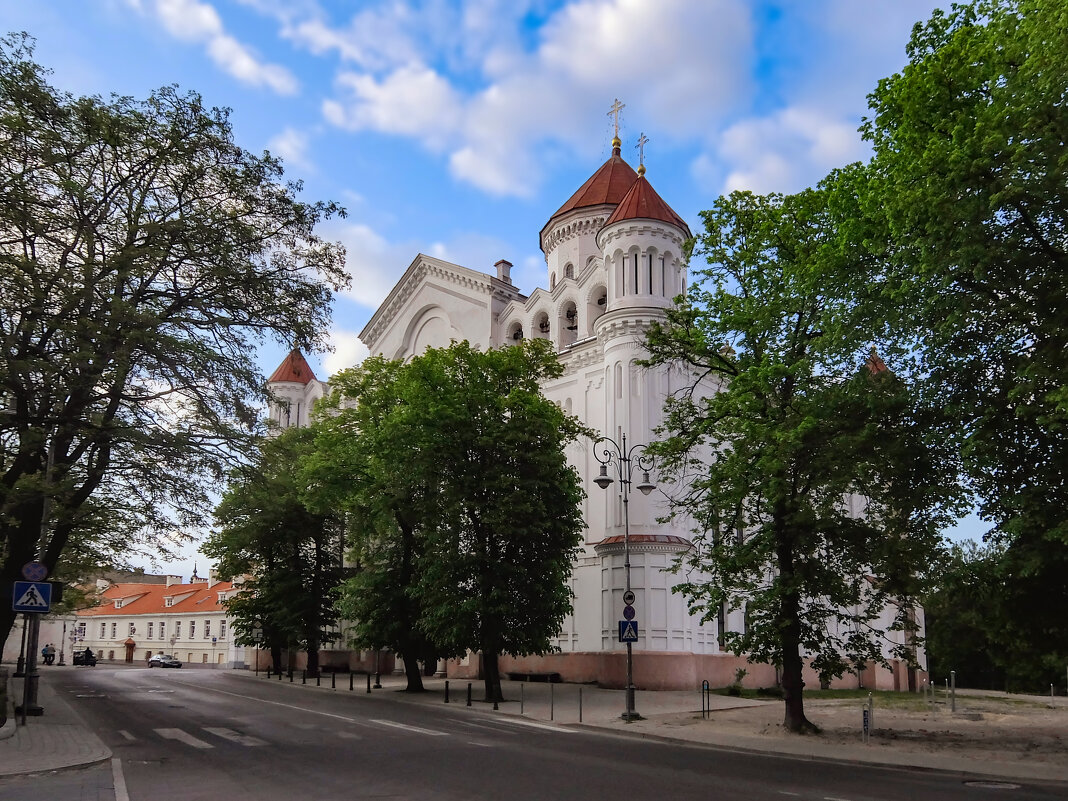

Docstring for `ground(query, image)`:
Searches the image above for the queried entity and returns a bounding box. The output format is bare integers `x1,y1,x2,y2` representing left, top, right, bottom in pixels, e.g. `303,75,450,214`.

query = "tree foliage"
310,340,587,701
862,0,1068,545
0,34,346,652
645,182,961,733
206,428,344,675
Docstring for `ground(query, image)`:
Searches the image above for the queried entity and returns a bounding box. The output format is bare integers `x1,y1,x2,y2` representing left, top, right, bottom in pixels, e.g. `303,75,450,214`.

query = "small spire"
191,563,199,581
608,98,625,156
636,132,649,176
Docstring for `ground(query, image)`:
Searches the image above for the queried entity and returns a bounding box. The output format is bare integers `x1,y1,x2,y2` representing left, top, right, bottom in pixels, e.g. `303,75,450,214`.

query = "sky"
1,0,989,577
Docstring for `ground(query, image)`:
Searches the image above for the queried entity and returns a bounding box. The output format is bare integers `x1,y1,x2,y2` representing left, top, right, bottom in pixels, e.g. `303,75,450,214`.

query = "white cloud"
718,107,867,195
267,127,314,173
312,0,752,196
323,328,370,376
324,66,463,151
148,0,298,94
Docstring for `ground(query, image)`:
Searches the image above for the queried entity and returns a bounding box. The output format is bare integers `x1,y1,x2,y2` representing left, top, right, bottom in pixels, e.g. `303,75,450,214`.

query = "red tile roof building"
74,572,244,667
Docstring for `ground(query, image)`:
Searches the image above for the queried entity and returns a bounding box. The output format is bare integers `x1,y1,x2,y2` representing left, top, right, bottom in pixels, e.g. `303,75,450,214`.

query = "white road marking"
203,727,267,746
111,758,130,801
455,720,518,734
337,731,362,739
778,794,799,798
155,728,214,749
494,717,576,734
164,681,377,727
369,719,448,736
468,741,496,747
824,797,853,801
118,730,136,741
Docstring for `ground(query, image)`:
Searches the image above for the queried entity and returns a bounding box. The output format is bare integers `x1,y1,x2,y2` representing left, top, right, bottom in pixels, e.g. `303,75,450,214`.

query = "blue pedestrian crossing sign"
12,581,52,613
618,620,638,643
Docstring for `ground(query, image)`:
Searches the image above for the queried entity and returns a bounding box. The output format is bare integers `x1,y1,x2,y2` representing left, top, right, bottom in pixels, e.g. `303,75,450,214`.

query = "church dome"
539,139,638,247
601,173,690,238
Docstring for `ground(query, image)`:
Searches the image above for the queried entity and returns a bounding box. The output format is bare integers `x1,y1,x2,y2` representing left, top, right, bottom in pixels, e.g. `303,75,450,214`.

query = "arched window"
564,263,574,279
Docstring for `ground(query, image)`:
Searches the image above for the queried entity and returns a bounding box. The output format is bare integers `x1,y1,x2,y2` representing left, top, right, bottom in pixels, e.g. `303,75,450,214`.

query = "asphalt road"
3,667,1063,801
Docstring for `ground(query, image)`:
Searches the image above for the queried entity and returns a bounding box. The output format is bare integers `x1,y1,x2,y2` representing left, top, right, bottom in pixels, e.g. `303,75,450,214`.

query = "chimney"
495,259,512,285
207,566,218,588
165,574,183,587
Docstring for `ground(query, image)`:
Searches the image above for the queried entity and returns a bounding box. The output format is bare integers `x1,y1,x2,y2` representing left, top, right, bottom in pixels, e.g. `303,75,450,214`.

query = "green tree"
923,540,1006,690
0,35,346,653
410,341,587,703
311,340,587,702
645,184,961,733
307,357,455,692
206,428,344,676
862,0,1068,546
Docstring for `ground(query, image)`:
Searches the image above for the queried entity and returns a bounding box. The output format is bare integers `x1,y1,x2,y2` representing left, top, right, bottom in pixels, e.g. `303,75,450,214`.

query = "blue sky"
2,0,987,574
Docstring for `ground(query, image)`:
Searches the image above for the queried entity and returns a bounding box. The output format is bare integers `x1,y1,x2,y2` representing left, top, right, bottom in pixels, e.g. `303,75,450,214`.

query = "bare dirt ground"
699,691,1068,766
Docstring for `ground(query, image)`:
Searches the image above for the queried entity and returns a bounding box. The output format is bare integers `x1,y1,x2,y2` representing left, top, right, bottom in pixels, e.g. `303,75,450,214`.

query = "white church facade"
268,135,922,692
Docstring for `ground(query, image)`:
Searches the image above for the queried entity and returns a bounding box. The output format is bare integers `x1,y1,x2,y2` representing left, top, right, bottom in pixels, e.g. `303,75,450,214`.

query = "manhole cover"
963,781,1021,790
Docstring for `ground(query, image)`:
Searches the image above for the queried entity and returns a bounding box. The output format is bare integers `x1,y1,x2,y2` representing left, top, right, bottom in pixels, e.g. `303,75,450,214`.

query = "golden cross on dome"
636,132,649,169
607,98,625,139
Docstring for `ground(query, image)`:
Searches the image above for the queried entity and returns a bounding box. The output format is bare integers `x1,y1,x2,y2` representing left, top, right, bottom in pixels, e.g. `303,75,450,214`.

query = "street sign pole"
14,574,53,721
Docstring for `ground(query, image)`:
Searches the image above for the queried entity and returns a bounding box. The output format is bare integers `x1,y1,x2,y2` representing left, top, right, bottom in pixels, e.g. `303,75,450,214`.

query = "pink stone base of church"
447,651,926,693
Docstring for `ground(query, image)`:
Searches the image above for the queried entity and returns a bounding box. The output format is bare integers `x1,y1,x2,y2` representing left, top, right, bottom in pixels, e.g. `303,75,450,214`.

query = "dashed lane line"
203,727,268,746
155,728,214,749
118,730,136,741
369,719,448,736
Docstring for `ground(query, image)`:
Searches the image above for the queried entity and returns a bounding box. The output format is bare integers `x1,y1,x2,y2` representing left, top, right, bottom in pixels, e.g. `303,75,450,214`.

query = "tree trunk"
482,650,503,703
775,513,818,735
270,644,282,674
401,651,425,692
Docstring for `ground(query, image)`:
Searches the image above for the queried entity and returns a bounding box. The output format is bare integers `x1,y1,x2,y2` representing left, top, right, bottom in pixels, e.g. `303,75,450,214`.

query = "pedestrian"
46,643,56,664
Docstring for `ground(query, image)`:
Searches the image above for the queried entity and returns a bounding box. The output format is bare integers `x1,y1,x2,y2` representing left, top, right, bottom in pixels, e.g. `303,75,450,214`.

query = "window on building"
219,620,227,640
100,622,106,638
564,263,574,279
148,622,154,639
175,622,181,639
78,622,86,639
189,621,196,639
110,622,117,639
204,620,211,639
159,622,165,639
202,654,208,663
128,622,135,637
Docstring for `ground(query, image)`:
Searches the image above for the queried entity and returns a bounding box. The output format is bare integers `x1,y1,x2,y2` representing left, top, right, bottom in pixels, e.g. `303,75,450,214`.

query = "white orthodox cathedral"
267,130,921,692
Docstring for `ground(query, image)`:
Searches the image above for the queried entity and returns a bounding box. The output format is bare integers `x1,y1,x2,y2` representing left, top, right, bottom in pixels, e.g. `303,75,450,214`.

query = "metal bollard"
350,672,354,691
950,671,956,713
579,686,583,723
332,671,336,690
520,683,524,715
445,680,450,703
316,672,320,687
266,666,271,679
289,669,293,682
302,669,306,684
278,668,282,681
702,679,710,719
467,682,472,707
550,683,554,721
374,672,381,689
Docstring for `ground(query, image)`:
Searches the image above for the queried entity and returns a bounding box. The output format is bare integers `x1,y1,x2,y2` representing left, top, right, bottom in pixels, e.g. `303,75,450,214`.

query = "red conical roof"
268,349,317,385
602,174,690,236
541,141,639,243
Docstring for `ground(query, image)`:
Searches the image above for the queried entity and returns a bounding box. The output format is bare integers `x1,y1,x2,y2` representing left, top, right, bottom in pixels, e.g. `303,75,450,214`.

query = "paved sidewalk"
3,666,1066,787
0,668,112,776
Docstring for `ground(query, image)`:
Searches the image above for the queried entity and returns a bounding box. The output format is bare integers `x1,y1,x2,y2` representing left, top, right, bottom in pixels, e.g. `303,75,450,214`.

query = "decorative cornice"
360,255,507,352
541,208,611,255
597,220,687,253
593,534,694,556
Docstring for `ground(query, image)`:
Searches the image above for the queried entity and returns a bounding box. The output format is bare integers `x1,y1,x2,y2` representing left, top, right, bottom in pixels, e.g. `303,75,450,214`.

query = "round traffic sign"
622,590,635,605
623,604,635,620
22,561,48,581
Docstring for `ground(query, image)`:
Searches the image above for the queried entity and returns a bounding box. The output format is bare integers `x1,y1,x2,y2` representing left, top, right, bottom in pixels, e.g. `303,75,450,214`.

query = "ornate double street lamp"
593,434,655,722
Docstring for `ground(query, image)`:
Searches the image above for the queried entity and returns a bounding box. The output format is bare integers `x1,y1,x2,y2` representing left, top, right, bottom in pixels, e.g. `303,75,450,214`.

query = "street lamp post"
593,433,655,722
